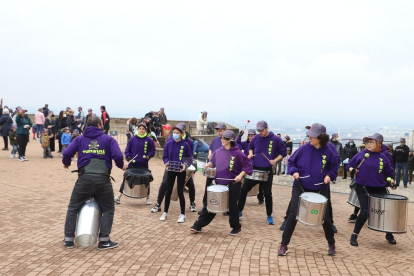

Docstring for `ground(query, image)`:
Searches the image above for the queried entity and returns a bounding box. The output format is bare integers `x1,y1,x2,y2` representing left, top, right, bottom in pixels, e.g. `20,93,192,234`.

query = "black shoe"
332,225,338,233
332,181,336,184
198,211,203,215
279,219,286,231
98,240,119,250
63,240,74,249
258,201,264,205
342,177,346,179
386,233,396,245
222,212,229,216
350,234,358,246
190,225,201,233
230,228,241,236
348,214,358,223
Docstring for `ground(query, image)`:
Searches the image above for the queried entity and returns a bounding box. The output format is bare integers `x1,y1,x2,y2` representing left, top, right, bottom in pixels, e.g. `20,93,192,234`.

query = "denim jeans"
11,145,18,155
36,124,43,138
64,174,115,241
395,162,408,186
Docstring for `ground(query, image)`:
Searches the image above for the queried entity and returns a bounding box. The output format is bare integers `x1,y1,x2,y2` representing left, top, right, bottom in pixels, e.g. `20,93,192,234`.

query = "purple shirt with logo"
249,132,287,168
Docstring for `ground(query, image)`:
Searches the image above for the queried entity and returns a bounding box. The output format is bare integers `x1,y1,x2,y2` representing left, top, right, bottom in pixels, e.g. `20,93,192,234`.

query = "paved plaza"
1,142,414,276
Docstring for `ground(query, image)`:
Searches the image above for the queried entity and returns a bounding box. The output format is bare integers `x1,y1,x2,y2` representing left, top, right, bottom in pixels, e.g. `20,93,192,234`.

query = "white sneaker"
14,153,19,158
146,198,152,205
22,156,28,161
10,154,14,159
18,157,25,162
114,196,121,204
283,174,287,177
190,202,197,212
151,204,161,213
159,212,167,221
177,214,186,223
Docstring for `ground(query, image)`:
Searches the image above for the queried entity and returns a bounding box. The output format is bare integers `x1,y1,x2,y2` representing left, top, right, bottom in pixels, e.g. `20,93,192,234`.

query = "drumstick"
356,153,370,169
241,120,250,133
261,152,276,168
127,154,139,165
299,175,310,179
216,178,236,181
314,182,326,185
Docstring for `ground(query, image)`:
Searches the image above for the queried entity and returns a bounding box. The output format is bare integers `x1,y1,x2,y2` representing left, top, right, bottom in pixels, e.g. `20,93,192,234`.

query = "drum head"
208,185,229,192
125,167,152,176
370,194,408,200
300,192,327,203
188,165,196,171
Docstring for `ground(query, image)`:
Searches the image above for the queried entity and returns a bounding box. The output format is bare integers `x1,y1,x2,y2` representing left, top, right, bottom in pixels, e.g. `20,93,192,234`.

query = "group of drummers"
61,116,406,257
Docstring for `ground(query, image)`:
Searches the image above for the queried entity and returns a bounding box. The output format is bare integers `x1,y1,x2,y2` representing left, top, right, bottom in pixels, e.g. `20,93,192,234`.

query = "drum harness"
72,158,115,182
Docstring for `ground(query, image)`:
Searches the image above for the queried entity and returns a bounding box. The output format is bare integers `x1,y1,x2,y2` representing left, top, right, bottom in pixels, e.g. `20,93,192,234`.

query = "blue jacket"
61,133,72,145
193,140,209,155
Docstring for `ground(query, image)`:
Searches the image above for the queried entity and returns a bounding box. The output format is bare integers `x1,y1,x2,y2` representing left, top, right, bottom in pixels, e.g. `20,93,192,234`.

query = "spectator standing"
282,148,292,176
275,133,282,175
330,133,343,183
15,109,32,161
45,111,57,152
42,104,49,117
56,111,69,153
152,112,162,137
77,107,85,131
40,129,54,159
35,108,45,139
408,149,414,185
66,109,79,131
0,109,13,150
197,112,208,135
342,139,358,180
83,108,93,130
61,127,72,157
284,135,293,152
125,117,139,142
159,108,167,125
100,106,110,134
393,138,410,188
0,98,3,115
9,125,18,158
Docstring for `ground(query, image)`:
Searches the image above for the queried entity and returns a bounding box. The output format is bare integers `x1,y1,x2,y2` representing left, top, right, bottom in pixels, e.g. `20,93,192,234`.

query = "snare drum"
168,161,183,172
203,167,216,179
246,183,259,196
368,193,408,233
122,168,153,199
244,170,268,182
207,184,229,213
347,188,360,208
296,192,328,226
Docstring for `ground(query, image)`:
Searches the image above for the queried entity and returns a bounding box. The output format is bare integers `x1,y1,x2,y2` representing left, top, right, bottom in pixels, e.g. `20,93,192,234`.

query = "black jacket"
0,114,13,137
330,139,343,159
343,143,358,160
408,155,414,170
393,145,410,163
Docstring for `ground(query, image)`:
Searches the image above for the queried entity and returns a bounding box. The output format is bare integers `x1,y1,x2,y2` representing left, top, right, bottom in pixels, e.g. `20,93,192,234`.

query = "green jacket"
9,131,18,145
15,114,32,135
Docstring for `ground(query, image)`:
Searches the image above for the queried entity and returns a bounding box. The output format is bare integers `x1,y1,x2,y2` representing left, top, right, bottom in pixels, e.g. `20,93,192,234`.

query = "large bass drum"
368,193,408,234
122,167,153,199
296,192,328,227
75,198,101,247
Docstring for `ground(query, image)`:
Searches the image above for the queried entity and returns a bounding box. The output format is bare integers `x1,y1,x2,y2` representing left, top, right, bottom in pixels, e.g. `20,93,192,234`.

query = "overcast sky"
1,1,413,127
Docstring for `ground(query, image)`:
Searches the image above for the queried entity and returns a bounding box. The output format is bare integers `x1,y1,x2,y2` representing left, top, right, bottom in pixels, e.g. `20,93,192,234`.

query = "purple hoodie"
62,127,124,170
288,143,339,191
211,146,253,185
249,132,287,168
167,133,194,152
209,136,222,153
125,135,156,168
346,149,394,187
236,135,250,156
163,139,192,167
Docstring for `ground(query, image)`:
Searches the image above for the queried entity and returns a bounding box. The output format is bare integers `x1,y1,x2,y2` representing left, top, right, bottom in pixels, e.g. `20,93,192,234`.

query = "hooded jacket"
249,132,287,168
211,146,253,185
15,114,32,135
288,142,339,191
163,139,192,167
62,126,124,170
329,139,343,159
236,135,250,156
125,134,155,168
346,149,394,187
343,142,358,160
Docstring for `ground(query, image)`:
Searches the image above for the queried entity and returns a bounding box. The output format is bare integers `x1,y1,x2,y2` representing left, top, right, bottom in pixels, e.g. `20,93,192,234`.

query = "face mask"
349,143,354,146
63,114,66,117
51,114,55,117
173,133,180,140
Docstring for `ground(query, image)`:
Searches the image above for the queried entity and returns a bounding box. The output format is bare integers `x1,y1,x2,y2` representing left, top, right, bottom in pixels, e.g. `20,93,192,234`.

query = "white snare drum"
296,192,328,226
246,183,259,196
203,167,216,179
207,184,229,213
368,193,408,234
347,188,360,208
244,170,268,182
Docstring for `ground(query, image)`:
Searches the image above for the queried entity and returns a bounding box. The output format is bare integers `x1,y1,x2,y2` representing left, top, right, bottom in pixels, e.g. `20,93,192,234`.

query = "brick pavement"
0,141,414,276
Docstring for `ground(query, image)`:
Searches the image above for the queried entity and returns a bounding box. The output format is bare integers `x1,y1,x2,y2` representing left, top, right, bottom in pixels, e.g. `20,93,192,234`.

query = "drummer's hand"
208,153,212,160
293,173,299,180
269,159,277,166
122,164,127,171
63,165,70,169
324,175,331,184
235,175,243,183
164,163,169,170
203,164,210,171
181,164,186,172
248,153,255,159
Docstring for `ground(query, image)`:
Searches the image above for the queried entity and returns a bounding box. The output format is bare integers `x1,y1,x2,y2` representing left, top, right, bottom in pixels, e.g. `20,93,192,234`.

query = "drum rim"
300,192,328,203
207,185,229,192
367,225,407,234
369,194,408,200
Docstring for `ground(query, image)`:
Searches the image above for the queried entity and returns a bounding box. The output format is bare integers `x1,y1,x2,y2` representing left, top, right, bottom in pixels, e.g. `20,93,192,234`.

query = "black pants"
164,171,186,214
282,185,335,245
353,206,360,215
49,136,55,152
2,136,8,149
17,134,29,157
343,168,355,179
284,185,334,224
409,168,413,183
202,177,215,206
157,171,195,204
64,174,114,241
353,184,391,237
238,167,273,216
257,186,264,202
195,182,241,229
